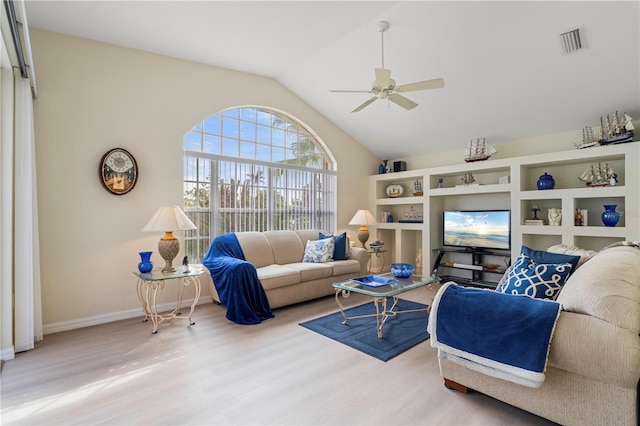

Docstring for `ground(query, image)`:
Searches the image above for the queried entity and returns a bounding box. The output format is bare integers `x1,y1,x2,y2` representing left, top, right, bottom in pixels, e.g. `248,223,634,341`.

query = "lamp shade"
348,209,377,226
142,205,196,232
348,209,377,248
142,206,196,272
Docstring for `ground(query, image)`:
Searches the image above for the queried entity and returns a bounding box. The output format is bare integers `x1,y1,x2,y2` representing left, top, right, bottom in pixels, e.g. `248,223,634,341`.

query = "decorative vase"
548,208,562,226
138,251,153,273
601,205,620,227
537,173,555,190
386,213,394,223
378,163,385,174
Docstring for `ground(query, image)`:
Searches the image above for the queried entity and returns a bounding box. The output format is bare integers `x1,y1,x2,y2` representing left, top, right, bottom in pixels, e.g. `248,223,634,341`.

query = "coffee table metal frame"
332,273,440,338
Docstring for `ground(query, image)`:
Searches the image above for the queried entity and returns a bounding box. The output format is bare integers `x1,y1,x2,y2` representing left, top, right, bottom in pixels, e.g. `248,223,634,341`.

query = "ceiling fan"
330,21,444,113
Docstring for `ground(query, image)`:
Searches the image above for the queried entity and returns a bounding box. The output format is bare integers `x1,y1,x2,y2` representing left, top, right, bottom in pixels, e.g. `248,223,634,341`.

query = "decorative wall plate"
385,183,404,198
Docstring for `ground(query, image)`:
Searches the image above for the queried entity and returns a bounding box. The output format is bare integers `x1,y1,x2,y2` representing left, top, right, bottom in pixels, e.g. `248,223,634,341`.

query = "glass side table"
368,247,387,273
133,264,205,334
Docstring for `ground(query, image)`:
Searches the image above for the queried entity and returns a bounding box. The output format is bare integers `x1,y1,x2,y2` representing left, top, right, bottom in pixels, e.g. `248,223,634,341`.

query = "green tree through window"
183,107,337,261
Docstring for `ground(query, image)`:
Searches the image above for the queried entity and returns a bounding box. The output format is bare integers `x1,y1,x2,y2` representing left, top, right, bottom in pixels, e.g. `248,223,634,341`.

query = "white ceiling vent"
560,27,586,54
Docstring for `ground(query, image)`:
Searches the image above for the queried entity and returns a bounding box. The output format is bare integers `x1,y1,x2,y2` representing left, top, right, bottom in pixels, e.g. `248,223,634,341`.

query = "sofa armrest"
548,311,640,389
349,246,370,275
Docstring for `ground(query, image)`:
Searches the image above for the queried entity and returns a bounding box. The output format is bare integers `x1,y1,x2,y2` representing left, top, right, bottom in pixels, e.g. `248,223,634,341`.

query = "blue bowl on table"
391,263,414,278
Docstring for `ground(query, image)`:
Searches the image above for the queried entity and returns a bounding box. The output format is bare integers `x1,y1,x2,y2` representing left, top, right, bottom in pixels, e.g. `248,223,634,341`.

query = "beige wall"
393,124,640,171
394,130,582,170
31,29,380,332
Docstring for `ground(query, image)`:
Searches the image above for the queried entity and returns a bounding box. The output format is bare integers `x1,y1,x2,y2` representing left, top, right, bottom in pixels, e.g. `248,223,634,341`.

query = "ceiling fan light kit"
330,21,444,112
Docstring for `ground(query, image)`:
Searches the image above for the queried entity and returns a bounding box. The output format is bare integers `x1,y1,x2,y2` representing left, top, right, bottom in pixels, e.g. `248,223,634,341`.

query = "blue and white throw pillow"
521,245,580,273
319,231,348,260
496,253,573,300
303,237,335,263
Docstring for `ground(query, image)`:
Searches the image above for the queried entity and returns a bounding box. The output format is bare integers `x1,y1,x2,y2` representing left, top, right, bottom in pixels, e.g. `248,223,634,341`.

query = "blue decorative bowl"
391,263,414,278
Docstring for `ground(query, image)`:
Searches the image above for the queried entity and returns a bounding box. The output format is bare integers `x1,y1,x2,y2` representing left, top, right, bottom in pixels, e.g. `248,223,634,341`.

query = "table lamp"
348,209,377,248
142,206,196,272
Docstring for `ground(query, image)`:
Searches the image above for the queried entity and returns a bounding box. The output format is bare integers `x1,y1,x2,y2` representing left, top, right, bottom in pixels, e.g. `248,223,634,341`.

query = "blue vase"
537,173,555,190
601,205,620,227
378,163,385,174
386,213,394,223
138,251,153,273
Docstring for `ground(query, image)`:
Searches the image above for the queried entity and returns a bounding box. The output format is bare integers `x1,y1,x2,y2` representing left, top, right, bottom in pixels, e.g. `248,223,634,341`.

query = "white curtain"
13,77,42,352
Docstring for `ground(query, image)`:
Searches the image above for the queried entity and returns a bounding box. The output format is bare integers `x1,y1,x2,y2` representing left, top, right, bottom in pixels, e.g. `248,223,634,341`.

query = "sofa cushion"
256,264,301,291
319,231,348,260
235,232,275,268
496,252,573,300
557,245,640,332
328,259,362,276
303,238,335,263
285,262,333,281
296,230,322,247
547,244,597,268
264,230,305,265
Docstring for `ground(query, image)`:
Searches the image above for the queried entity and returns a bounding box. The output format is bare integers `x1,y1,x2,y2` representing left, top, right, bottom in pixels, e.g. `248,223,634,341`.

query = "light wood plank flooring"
1,287,555,425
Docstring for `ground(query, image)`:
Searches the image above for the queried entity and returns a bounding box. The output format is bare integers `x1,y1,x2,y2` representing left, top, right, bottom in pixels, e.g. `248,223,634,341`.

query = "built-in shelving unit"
369,143,639,278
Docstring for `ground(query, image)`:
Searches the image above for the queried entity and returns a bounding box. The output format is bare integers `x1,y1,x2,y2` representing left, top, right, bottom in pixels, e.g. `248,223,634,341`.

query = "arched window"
183,106,337,261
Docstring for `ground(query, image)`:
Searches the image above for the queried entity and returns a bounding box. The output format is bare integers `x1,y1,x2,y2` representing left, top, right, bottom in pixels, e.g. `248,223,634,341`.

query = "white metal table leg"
136,278,150,322
183,276,201,325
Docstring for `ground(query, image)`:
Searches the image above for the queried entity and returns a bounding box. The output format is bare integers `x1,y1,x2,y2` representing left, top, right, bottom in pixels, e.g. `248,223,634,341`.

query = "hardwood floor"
1,287,555,425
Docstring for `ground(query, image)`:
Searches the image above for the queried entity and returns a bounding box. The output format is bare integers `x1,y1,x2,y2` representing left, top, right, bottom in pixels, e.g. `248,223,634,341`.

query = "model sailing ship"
464,138,496,162
575,126,598,149
599,112,634,145
575,112,635,149
578,162,617,187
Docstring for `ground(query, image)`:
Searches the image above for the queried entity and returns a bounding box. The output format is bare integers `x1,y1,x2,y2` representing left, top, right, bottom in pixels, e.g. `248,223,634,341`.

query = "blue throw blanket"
202,233,274,325
428,281,561,388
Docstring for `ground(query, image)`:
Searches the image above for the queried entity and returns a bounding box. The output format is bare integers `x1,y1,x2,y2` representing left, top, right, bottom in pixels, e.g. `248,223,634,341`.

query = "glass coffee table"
332,273,441,338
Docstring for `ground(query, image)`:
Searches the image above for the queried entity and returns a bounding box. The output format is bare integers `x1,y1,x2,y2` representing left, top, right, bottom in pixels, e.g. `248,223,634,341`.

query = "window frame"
183,106,337,261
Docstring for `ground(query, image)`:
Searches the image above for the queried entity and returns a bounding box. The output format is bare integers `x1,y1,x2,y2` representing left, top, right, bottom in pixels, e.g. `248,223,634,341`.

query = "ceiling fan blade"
389,93,418,110
351,96,378,113
329,89,373,93
395,77,445,93
374,68,391,88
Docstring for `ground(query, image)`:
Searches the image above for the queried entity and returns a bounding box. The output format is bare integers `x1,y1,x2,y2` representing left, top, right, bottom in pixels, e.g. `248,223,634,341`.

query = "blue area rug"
299,299,430,361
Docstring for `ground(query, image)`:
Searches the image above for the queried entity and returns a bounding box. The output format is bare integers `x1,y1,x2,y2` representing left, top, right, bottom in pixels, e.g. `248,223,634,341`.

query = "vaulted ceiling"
25,1,640,159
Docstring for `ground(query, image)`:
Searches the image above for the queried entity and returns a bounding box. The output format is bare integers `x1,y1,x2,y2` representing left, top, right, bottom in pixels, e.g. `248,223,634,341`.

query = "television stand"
431,247,511,289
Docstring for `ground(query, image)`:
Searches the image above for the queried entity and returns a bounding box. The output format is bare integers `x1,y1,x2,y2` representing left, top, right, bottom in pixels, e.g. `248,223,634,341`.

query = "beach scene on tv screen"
444,211,510,249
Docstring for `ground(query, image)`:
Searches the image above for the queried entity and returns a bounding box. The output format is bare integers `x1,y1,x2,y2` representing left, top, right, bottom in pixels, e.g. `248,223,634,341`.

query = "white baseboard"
43,297,212,335
1,346,15,361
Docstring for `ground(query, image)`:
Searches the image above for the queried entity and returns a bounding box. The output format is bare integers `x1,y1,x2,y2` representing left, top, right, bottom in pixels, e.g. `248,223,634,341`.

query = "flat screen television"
443,210,511,250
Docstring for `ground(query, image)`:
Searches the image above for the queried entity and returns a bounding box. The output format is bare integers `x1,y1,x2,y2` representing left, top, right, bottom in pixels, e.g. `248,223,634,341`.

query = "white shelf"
376,196,424,205
375,222,423,231
430,183,512,197
369,143,639,274
518,186,626,200
572,226,628,237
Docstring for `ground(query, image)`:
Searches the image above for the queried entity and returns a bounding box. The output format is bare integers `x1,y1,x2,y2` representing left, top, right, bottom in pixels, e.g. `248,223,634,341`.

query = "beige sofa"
436,243,640,425
208,230,370,309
